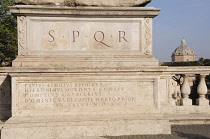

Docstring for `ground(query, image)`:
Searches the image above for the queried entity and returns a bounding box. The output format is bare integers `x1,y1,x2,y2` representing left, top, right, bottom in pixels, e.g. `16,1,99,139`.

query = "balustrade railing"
174,74,210,106
164,66,210,107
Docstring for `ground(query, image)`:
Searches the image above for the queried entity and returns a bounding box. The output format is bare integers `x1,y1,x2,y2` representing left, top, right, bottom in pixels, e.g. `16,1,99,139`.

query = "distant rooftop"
173,39,195,54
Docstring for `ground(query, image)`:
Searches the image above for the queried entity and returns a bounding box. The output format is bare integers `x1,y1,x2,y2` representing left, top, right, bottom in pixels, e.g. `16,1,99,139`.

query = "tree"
162,58,210,67
203,59,210,66
162,61,202,66
0,0,17,66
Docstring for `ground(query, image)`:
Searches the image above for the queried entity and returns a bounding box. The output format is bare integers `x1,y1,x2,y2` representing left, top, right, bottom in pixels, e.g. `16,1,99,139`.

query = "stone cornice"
0,66,210,75
9,6,160,18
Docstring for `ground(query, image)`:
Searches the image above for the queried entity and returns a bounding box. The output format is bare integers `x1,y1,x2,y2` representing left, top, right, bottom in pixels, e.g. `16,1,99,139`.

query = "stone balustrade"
164,67,210,107
178,74,209,106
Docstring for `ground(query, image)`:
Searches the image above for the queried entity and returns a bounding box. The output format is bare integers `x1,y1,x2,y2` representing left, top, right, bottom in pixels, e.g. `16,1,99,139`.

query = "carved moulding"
18,16,27,56
144,18,152,55
14,0,152,7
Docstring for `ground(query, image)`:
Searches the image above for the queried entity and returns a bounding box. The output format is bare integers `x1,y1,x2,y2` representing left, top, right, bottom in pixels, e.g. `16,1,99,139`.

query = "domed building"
172,39,196,62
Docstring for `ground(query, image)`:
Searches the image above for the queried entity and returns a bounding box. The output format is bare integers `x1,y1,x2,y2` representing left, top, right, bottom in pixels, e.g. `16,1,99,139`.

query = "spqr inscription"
31,18,141,51
48,30,128,48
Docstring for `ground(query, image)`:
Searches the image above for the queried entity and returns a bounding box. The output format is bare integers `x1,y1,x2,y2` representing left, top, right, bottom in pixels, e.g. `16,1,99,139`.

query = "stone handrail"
164,67,210,106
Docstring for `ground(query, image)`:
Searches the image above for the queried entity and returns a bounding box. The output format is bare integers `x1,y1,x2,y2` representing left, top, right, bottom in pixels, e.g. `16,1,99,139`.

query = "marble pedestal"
9,6,160,68
1,5,172,139
1,70,171,138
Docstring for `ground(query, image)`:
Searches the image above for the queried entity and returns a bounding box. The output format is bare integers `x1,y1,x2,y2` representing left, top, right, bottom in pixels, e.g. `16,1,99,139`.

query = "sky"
147,0,210,62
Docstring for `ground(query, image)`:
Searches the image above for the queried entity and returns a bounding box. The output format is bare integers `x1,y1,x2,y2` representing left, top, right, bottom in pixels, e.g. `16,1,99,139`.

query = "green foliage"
203,59,210,66
0,0,17,66
162,61,202,66
162,59,210,67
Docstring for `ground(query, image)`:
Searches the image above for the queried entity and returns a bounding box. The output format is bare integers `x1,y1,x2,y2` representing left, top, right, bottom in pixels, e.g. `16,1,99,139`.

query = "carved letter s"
48,30,55,42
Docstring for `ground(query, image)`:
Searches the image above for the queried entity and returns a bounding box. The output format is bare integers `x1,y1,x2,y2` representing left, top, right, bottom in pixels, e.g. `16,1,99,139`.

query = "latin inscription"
48,30,128,48
29,19,140,51
19,82,141,109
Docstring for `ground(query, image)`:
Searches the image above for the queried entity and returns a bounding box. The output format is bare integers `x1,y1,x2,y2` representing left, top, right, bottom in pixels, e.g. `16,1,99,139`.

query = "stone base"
196,98,209,106
168,113,210,125
1,116,171,139
180,98,192,106
12,55,159,68
174,106,210,114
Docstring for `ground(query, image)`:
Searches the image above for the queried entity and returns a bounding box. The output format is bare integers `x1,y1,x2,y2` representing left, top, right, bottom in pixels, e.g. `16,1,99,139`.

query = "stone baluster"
172,79,180,106
170,79,176,106
180,74,192,106
196,74,209,105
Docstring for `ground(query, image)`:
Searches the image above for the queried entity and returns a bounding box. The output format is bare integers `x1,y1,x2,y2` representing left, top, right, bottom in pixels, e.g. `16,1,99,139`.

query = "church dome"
171,39,196,62
173,39,195,54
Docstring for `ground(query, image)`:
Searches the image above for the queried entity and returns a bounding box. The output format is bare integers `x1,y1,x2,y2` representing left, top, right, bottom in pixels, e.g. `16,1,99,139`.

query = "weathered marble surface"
10,72,159,116
2,115,171,139
9,7,160,68
14,0,152,7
